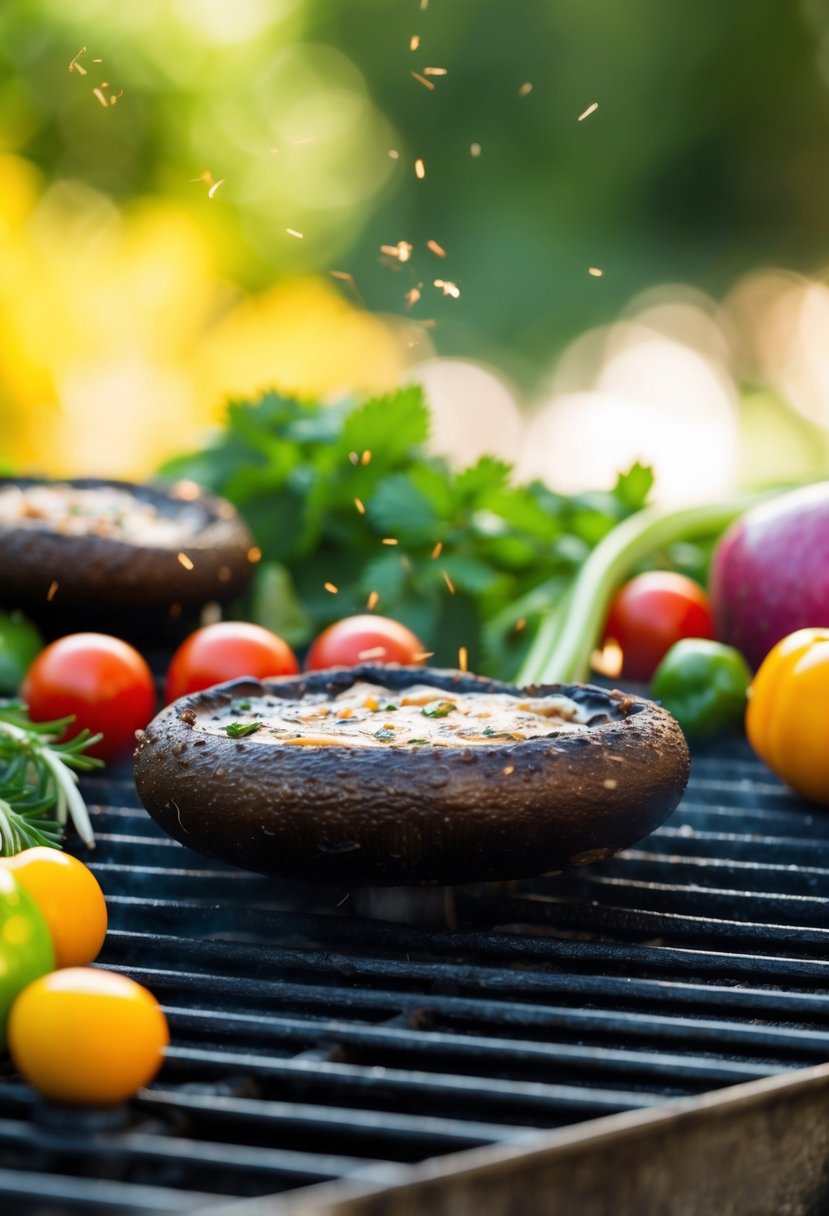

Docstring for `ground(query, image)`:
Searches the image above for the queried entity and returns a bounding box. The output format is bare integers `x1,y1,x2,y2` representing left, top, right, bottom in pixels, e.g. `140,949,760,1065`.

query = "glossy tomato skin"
603,572,715,683
165,621,299,703
1,848,107,969
21,633,156,763
8,967,169,1105
745,628,829,805
304,615,425,671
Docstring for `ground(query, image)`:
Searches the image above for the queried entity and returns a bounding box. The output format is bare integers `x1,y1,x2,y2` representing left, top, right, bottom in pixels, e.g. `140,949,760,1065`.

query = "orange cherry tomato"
9,968,169,1105
165,621,299,702
746,627,829,805
1,848,107,968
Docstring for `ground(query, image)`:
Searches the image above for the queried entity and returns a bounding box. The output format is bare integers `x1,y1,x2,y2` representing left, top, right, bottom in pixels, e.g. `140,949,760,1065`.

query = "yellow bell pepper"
746,628,829,804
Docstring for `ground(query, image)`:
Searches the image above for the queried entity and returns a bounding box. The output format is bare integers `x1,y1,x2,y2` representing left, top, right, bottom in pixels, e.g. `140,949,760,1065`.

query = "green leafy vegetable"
159,388,655,675
0,702,103,855
421,701,455,719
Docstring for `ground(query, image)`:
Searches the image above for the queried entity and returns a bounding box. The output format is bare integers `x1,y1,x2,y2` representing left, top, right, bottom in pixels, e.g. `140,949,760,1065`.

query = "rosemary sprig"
0,701,104,854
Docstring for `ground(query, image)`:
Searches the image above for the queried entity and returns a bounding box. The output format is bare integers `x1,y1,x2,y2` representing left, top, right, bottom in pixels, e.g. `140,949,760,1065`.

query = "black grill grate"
1,736,829,1213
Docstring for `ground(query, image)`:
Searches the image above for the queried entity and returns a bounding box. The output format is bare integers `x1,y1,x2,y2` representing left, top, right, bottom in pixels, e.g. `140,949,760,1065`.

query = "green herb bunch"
160,386,655,676
0,703,102,855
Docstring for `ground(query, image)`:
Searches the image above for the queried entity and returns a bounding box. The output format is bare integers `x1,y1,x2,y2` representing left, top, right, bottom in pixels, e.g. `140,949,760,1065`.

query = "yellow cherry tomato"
746,627,829,804
0,848,107,968
9,968,169,1105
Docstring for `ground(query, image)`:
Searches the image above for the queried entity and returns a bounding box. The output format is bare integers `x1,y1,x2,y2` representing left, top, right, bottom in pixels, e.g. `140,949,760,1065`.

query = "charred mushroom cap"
133,665,691,886
0,477,255,628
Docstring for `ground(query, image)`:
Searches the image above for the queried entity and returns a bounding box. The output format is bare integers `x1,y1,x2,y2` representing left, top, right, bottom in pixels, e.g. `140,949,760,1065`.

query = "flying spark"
415,158,426,179
247,547,262,563
411,72,435,91
177,552,195,571
388,149,400,159
324,582,339,594
207,179,225,199
442,570,456,595
404,285,422,307
426,239,446,257
380,241,413,263
413,651,434,662
361,450,372,465
286,228,304,239
382,538,399,546
578,102,599,121
354,497,366,514
431,541,443,559
434,278,461,298
359,646,387,660
46,580,59,602
502,764,515,776
410,35,420,51
458,646,469,672
588,266,604,277
517,82,533,97
470,142,482,157
423,67,447,76
367,590,380,610
68,47,88,75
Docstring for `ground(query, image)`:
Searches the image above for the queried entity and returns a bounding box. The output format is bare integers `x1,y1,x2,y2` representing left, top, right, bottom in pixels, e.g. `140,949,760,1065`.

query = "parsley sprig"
159,386,656,676
0,702,103,855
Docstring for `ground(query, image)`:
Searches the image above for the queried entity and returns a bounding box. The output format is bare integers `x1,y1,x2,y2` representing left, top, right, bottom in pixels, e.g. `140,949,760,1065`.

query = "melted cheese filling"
0,484,204,545
197,681,597,748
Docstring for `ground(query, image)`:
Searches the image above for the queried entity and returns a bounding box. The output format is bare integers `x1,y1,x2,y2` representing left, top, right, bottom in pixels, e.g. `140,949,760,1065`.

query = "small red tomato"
165,621,299,702
603,571,715,683
305,614,425,671
21,633,156,762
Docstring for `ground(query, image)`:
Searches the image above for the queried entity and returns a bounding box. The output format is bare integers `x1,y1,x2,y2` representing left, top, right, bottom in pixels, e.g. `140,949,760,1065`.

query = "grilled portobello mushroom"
133,665,690,886
0,477,256,635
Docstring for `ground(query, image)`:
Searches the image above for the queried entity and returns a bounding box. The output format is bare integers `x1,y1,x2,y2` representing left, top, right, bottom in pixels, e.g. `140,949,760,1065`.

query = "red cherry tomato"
305,615,425,671
603,572,715,683
165,621,299,702
21,633,156,762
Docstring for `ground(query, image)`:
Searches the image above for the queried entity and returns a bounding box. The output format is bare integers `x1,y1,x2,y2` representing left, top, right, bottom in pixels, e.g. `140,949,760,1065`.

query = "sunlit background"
3,0,829,504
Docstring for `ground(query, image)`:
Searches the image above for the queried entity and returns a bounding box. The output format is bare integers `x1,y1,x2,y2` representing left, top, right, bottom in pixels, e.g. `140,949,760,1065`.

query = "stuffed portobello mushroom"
0,477,256,632
133,665,690,886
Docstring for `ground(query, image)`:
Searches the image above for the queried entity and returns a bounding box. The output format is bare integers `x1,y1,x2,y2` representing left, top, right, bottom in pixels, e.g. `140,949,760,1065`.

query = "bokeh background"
3,0,829,503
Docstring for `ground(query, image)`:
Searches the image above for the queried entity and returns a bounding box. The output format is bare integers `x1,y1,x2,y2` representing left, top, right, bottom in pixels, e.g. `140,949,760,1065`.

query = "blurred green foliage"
3,0,829,390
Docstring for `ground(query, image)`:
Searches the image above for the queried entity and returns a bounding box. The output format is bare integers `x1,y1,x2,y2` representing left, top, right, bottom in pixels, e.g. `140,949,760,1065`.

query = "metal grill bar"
1,737,828,1214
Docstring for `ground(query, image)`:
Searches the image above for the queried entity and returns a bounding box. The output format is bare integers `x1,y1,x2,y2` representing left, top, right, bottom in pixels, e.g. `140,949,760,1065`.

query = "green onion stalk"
517,496,766,687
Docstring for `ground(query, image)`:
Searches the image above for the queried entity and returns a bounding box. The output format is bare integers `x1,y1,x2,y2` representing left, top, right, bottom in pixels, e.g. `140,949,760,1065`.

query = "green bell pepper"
0,867,54,1047
650,638,752,739
0,611,43,696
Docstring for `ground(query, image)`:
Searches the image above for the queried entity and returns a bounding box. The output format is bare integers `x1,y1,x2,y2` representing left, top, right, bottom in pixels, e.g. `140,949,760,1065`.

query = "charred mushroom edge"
133,665,691,886
0,476,254,614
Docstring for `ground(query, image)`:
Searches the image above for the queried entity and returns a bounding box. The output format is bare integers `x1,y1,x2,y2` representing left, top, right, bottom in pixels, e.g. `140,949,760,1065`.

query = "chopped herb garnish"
421,701,455,718
407,738,429,745
225,721,261,738
374,728,395,741
383,703,399,711
230,699,252,712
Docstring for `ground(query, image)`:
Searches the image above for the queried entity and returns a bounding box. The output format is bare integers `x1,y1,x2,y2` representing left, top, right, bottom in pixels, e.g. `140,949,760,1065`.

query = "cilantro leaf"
338,387,430,468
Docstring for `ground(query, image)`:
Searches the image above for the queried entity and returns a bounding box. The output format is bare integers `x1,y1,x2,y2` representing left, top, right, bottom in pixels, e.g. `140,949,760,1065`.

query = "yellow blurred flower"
0,154,422,479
